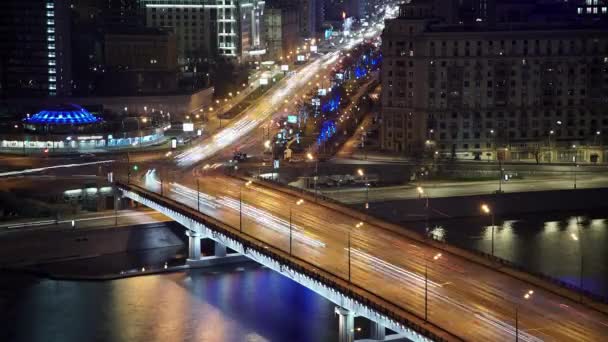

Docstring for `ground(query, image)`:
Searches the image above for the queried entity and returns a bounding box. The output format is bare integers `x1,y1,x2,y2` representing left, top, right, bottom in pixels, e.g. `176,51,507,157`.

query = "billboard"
297,55,306,62
318,88,327,96
183,122,194,132
287,115,298,124
281,64,289,71
260,78,269,85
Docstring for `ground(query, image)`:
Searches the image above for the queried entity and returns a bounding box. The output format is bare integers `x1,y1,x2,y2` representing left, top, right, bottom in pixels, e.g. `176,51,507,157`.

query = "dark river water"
0,262,352,342
404,208,608,298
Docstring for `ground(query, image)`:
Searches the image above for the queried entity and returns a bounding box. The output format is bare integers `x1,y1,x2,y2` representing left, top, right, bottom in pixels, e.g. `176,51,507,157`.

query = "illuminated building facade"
139,0,265,63
0,0,72,97
381,0,608,163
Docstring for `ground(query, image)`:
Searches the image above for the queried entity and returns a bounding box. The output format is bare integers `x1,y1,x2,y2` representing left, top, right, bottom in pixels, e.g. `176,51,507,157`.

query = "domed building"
23,104,104,133
0,103,166,154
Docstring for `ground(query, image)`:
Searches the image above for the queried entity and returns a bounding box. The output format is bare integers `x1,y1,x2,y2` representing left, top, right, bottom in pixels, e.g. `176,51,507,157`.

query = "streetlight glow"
481,204,491,214
357,169,364,176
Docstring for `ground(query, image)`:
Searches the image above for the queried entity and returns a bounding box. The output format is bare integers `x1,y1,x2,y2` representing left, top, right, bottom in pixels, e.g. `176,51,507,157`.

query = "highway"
134,170,608,341
320,174,608,204
0,209,170,234
174,13,388,167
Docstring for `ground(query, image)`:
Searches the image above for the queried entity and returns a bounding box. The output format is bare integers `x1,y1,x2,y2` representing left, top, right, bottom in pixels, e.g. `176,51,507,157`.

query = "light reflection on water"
0,264,341,342
413,210,608,297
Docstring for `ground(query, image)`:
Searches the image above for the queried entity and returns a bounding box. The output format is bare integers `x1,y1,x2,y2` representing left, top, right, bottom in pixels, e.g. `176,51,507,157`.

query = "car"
79,153,96,158
233,152,248,162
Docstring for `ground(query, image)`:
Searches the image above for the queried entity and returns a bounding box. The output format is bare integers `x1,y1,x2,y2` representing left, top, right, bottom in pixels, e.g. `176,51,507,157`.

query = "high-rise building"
0,0,72,98
380,0,608,163
299,0,317,38
264,5,299,61
139,0,265,64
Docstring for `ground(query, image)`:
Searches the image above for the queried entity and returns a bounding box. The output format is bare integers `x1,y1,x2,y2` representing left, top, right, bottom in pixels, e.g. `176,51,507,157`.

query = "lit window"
46,3,54,9
603,7,607,13
47,11,54,17
48,68,56,74
48,44,55,50
587,7,593,13
47,28,55,33
48,52,56,58
48,60,56,66
49,84,56,90
48,76,56,82
47,35,55,42
578,7,583,14
47,19,55,25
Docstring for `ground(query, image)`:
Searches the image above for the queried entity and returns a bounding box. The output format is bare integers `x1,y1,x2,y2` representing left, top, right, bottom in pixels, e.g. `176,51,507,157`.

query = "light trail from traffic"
174,7,391,167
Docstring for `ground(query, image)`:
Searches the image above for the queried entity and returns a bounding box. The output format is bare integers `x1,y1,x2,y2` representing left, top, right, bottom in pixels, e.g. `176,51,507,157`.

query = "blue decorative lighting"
24,104,101,125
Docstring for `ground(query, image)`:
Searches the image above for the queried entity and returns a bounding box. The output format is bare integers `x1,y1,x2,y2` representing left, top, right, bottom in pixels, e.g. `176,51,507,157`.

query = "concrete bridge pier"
214,241,227,257
186,236,249,267
335,306,354,342
370,321,386,340
186,230,201,261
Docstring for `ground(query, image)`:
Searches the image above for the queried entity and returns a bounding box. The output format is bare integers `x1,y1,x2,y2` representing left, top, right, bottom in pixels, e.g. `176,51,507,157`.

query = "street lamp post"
481,204,495,257
357,169,369,210
240,181,252,233
348,230,352,283
417,186,430,238
197,178,200,212
425,252,442,322
517,289,534,341
289,199,304,255
573,153,578,189
307,153,318,200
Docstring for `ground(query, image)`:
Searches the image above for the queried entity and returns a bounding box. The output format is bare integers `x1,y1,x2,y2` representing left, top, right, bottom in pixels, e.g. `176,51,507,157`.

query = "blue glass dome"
24,104,102,125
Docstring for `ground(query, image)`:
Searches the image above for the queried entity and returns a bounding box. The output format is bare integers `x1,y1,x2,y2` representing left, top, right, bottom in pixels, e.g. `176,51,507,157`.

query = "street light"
516,289,534,342
357,169,369,209
240,181,253,233
424,252,442,322
481,203,495,256
289,199,304,255
307,153,319,200
418,187,430,238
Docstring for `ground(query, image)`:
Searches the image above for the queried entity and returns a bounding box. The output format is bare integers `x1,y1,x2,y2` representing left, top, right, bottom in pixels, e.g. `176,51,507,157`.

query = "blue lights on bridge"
24,104,101,125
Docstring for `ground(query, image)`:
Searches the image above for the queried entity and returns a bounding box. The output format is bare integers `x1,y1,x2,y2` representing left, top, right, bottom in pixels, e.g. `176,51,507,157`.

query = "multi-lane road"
133,171,608,341
321,174,608,204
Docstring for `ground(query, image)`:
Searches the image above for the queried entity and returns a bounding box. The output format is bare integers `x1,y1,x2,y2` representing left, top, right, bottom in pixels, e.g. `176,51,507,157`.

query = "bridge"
116,174,608,341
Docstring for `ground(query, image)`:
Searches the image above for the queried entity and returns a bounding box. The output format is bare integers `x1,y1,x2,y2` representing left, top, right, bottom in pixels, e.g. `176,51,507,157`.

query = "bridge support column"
186,230,201,261
335,306,354,342
214,241,227,257
370,321,386,340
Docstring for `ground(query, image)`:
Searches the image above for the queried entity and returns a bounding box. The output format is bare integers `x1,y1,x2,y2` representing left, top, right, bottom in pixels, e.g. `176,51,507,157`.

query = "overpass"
116,174,608,341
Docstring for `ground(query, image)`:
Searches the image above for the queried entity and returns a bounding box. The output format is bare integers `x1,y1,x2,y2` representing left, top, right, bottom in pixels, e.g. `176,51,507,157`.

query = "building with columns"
380,0,608,163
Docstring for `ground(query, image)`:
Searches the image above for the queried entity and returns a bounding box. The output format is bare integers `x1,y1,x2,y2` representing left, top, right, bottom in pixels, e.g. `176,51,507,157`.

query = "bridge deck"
120,174,608,341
